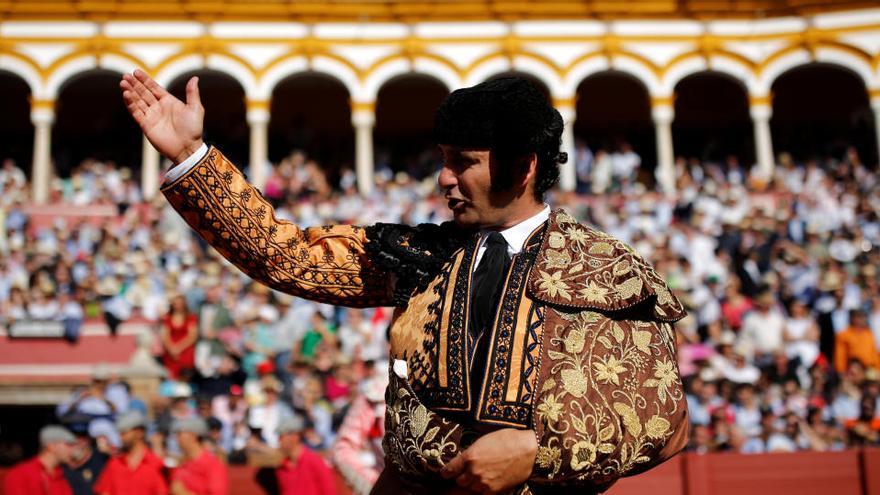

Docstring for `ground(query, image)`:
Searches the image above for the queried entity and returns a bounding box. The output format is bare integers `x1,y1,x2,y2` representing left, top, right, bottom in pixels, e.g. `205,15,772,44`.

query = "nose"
438,163,457,191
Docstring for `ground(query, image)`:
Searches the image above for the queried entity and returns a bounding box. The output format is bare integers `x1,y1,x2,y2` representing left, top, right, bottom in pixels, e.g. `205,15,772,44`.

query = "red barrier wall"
1,450,876,494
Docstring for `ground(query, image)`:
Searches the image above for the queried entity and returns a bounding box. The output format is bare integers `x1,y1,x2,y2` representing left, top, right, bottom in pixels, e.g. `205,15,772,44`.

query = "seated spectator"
834,309,880,373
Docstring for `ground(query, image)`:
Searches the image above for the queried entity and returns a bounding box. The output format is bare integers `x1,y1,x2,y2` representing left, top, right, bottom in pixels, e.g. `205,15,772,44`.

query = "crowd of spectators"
0,139,879,492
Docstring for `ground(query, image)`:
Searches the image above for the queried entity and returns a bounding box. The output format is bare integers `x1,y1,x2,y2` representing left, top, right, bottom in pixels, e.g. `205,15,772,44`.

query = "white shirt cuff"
163,143,208,185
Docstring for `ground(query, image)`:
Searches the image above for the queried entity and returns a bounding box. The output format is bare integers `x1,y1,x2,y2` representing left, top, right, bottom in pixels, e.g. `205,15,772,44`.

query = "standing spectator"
94,411,168,495
161,295,198,380
333,373,387,494
738,290,785,366
4,425,75,495
834,309,880,373
248,376,294,449
275,416,337,495
62,419,110,495
169,418,228,495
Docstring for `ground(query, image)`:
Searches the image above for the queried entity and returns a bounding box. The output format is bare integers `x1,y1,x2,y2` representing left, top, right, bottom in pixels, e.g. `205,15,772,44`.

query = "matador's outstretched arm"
120,69,394,307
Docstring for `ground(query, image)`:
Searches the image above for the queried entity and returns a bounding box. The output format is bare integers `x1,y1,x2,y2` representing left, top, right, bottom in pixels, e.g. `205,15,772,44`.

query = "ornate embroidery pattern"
383,373,465,480
532,308,686,484
527,211,685,321
161,147,391,307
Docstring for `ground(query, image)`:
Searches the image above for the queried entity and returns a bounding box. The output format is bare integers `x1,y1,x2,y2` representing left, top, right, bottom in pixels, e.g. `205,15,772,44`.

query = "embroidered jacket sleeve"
160,146,393,308
526,211,689,489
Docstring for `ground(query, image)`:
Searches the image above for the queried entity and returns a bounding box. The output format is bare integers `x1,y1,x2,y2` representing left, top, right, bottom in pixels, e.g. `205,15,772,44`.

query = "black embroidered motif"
364,222,473,306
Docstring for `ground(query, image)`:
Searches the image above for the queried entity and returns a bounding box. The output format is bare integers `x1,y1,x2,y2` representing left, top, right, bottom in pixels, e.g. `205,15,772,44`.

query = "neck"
489,201,545,231
286,444,302,463
127,441,146,460
183,443,202,460
38,452,57,471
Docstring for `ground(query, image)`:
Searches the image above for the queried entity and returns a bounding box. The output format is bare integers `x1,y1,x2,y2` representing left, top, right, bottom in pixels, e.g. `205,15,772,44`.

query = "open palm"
120,69,205,164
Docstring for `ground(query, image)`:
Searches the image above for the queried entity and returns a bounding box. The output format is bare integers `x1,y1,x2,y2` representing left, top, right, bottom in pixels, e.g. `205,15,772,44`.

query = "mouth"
446,197,467,211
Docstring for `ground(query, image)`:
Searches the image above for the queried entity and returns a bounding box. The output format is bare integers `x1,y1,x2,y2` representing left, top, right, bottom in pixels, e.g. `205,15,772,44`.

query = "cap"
88,419,121,448
229,384,243,396
39,425,76,446
276,415,306,436
171,417,208,436
115,410,147,432
91,363,111,381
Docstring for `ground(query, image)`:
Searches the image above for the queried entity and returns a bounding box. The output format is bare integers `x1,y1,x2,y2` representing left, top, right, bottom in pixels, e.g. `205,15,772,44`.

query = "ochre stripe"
505,294,533,403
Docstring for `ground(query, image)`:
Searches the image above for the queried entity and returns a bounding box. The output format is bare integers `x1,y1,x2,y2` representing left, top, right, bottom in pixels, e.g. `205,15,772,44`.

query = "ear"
516,152,538,189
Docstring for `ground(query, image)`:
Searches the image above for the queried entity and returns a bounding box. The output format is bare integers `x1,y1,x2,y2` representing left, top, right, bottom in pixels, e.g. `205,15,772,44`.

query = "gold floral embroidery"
536,394,564,423
594,356,627,385
537,270,572,301
535,307,685,484
578,281,609,304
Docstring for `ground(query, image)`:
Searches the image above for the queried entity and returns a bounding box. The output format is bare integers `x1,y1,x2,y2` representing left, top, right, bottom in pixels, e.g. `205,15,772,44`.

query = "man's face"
438,145,519,229
120,429,141,452
48,442,74,465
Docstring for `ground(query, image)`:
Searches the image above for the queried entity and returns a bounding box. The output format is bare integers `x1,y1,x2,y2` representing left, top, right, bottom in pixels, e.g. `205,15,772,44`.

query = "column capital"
246,99,270,125
351,100,376,127
553,96,577,122
30,98,55,125
650,95,674,123
749,93,773,120
869,88,880,111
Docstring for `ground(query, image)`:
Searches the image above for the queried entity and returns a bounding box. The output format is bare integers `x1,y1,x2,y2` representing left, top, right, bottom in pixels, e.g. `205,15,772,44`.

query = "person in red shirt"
275,416,336,495
169,417,228,495
94,411,168,495
4,425,75,495
161,294,199,380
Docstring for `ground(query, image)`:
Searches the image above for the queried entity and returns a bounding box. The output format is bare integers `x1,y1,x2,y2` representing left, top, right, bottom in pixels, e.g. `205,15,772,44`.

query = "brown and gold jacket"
161,146,689,493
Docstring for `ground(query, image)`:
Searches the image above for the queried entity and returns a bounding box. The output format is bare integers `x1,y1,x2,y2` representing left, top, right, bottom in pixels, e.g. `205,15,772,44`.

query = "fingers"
134,68,170,101
185,76,202,111
442,453,466,479
122,72,158,107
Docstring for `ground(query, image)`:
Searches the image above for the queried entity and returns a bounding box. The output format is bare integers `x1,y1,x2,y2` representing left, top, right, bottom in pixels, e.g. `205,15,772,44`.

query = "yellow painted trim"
463,49,565,80
350,101,375,113
749,95,773,106
552,97,576,107
246,99,270,111
651,96,674,107
29,98,55,110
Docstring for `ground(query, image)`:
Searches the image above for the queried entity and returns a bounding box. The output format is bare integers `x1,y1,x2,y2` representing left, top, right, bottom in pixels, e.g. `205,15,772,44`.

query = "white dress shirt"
474,205,550,270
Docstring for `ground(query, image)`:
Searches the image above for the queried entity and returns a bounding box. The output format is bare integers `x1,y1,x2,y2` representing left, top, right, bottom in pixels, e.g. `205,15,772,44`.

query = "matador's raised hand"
120,69,205,164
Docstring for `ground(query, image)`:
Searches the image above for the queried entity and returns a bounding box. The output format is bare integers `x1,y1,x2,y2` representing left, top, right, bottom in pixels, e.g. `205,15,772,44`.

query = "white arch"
311,56,360,97
814,46,877,88
511,55,564,98
45,55,98,98
463,55,510,87
610,54,662,96
360,57,410,101
465,54,563,98
98,53,138,77
0,53,43,98
412,57,463,93
205,54,258,98
756,48,811,94
562,55,611,96
256,56,308,100
361,56,455,102
155,54,205,87
661,54,754,94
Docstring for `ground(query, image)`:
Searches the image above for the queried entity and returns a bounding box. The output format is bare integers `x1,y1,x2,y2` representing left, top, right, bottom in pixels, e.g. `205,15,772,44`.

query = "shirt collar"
481,205,550,254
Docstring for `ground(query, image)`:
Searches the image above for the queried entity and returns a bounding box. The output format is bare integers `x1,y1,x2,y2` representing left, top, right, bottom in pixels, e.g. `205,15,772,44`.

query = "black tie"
470,232,511,349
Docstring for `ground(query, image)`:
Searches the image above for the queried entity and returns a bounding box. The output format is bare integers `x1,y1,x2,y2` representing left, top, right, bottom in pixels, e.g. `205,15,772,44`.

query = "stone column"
247,100,270,190
651,96,675,195
750,94,775,182
141,135,160,200
351,101,376,196
30,99,55,204
870,89,880,165
553,97,577,192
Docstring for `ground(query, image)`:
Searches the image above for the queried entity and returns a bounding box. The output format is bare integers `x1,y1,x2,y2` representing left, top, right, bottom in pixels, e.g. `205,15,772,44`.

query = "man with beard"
120,70,688,494
94,411,168,495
